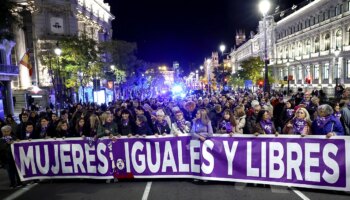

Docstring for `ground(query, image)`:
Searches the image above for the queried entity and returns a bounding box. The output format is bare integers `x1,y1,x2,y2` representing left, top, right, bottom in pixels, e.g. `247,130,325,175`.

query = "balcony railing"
0,64,19,75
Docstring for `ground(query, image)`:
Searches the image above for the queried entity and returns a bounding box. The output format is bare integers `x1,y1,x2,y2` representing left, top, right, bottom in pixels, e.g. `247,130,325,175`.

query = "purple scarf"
221,120,233,133
40,127,47,138
2,136,13,143
260,120,273,134
316,115,332,128
286,109,294,119
155,120,167,128
176,119,187,132
293,118,307,134
122,119,129,126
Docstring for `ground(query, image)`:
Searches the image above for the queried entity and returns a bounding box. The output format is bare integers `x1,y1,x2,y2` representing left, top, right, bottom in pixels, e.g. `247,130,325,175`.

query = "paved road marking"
4,183,38,200
141,181,152,200
291,187,310,200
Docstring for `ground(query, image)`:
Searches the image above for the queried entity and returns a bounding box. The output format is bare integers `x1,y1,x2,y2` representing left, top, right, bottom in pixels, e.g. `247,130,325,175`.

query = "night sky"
105,0,305,70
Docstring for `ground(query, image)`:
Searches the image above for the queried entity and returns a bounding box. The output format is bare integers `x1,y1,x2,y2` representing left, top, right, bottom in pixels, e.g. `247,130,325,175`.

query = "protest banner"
11,135,350,191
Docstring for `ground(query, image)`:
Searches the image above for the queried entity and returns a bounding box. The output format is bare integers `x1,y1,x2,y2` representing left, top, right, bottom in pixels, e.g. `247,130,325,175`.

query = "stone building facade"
12,0,114,108
229,0,350,95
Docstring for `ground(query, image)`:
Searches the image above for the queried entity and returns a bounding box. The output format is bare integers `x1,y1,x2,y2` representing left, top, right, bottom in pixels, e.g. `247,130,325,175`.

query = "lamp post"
334,48,340,87
259,0,271,93
206,59,212,95
110,65,116,102
54,43,62,110
77,71,84,103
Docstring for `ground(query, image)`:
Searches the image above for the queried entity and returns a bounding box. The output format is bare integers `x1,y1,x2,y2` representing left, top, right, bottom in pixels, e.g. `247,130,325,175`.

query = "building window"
298,43,302,56
280,69,283,79
314,37,320,52
335,62,341,79
324,33,330,50
324,63,329,79
314,64,319,79
347,60,350,78
336,30,342,49
305,66,310,78
306,40,311,54
292,67,296,80
340,4,343,14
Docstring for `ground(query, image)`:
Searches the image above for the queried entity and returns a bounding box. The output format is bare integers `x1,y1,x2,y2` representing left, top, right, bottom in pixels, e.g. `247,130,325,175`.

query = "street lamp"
334,48,341,86
77,71,84,103
219,44,226,55
54,42,62,110
110,65,116,102
206,59,212,94
259,0,271,93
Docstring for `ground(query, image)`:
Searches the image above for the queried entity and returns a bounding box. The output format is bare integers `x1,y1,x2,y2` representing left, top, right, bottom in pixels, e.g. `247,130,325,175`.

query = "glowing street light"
54,47,62,56
259,0,271,93
219,44,226,54
259,0,271,16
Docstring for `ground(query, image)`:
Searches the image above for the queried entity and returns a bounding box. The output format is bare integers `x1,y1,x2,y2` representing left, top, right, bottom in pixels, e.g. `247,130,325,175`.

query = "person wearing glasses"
283,108,312,136
171,110,191,136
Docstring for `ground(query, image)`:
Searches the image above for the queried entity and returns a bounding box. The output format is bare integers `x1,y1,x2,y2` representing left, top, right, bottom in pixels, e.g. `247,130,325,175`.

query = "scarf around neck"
260,119,273,134
293,118,307,134
316,115,332,128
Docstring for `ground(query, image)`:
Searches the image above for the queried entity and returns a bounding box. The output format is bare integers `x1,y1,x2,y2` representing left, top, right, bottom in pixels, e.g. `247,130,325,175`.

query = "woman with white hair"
153,109,171,136
283,108,312,136
311,104,344,138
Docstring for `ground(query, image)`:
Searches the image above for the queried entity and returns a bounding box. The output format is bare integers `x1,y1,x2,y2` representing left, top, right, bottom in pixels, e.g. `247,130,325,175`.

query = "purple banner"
11,135,350,191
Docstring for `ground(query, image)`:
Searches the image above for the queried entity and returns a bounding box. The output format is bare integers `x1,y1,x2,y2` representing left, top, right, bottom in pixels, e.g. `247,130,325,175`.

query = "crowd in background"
1,86,350,188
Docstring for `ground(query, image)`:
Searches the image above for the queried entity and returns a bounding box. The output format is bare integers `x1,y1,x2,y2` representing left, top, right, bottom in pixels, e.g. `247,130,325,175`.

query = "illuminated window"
314,65,319,79
323,63,329,79
336,30,342,49
314,37,320,52
324,33,330,50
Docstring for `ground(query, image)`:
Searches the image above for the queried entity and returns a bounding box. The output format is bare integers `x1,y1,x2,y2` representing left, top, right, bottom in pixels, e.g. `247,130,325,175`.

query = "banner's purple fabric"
11,135,350,191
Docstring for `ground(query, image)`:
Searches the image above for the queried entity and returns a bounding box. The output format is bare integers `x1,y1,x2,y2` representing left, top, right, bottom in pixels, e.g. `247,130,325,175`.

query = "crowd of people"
1,87,350,188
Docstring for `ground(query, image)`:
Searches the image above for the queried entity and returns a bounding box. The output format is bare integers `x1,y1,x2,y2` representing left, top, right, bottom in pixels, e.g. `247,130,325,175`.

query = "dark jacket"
118,119,136,136
97,122,118,138
135,123,153,135
153,120,171,135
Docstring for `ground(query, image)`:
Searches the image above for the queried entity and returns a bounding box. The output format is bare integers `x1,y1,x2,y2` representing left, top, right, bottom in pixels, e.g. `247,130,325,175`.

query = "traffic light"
258,81,263,88
284,76,288,81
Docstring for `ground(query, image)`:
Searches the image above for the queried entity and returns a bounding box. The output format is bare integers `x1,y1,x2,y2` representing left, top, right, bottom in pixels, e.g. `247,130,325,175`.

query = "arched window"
314,37,320,52
335,29,342,49
324,33,330,50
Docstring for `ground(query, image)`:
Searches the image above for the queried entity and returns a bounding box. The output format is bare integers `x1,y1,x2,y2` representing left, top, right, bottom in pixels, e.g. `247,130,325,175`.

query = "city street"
1,170,349,200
